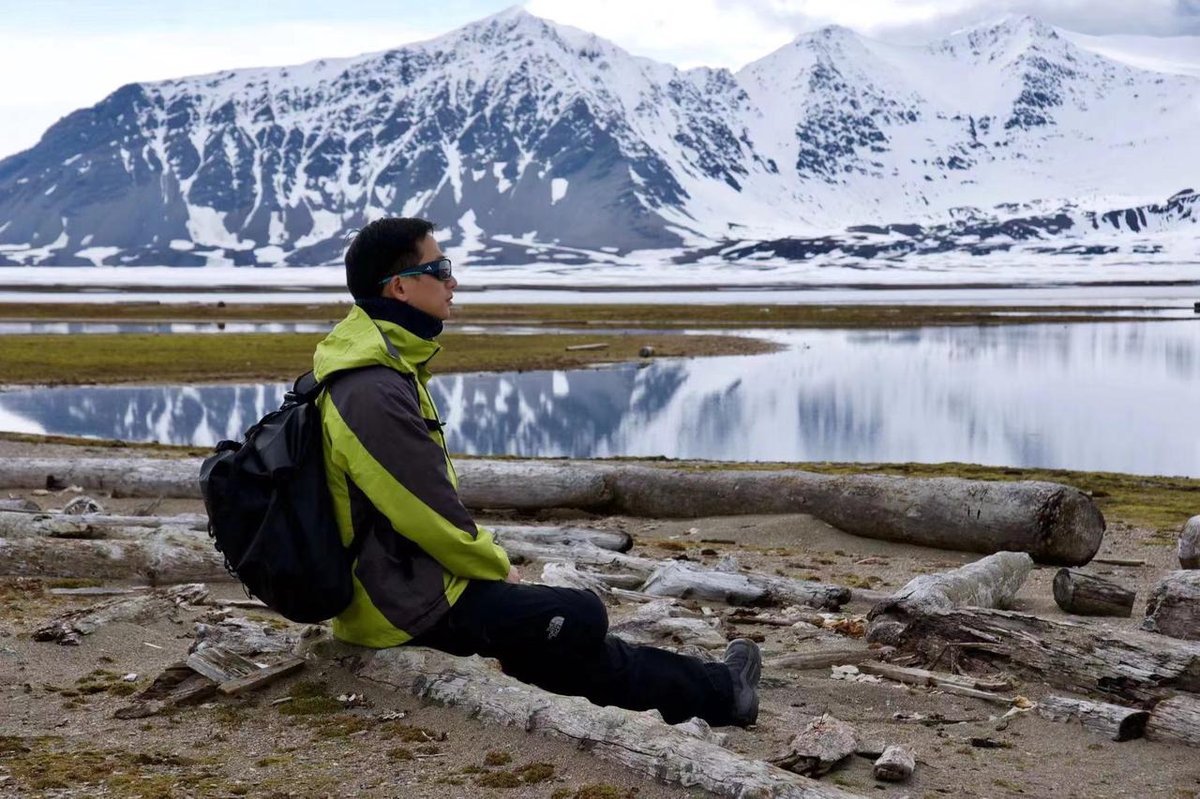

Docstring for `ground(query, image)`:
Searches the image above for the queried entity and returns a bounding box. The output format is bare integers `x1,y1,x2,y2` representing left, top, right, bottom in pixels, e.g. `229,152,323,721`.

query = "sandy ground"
0,439,1197,799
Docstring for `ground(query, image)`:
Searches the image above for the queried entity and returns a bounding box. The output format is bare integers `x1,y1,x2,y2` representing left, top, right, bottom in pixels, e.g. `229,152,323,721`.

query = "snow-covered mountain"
0,8,1195,268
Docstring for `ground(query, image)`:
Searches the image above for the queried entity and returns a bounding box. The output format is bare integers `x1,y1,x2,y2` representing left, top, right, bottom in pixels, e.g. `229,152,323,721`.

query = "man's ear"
380,277,407,303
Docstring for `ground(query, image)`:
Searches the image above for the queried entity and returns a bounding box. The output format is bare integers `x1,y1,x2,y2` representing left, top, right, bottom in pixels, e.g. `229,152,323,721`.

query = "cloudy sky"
0,0,1197,158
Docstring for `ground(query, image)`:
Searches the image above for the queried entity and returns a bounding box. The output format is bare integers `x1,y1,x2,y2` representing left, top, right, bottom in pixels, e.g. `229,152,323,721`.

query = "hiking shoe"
724,637,761,727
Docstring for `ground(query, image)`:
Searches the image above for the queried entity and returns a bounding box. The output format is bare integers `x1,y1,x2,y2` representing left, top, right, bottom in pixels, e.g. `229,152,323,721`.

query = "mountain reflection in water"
0,321,1196,476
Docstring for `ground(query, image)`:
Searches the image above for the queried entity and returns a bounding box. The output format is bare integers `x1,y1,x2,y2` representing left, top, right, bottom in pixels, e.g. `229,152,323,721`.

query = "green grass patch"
0,331,771,385
0,301,1173,328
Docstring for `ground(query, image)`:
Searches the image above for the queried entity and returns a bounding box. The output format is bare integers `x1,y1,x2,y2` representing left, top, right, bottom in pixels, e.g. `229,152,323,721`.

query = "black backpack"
199,370,362,623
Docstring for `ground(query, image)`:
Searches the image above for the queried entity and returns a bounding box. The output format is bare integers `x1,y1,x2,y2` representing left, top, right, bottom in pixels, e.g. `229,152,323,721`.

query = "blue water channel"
1,320,1197,477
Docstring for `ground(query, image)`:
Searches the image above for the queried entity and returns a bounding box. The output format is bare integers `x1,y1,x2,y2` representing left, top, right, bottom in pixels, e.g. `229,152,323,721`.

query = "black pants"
411,580,735,726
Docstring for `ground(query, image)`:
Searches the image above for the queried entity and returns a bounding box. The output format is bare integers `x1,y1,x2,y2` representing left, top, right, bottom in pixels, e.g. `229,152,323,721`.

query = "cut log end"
1035,487,1107,566
1052,569,1135,618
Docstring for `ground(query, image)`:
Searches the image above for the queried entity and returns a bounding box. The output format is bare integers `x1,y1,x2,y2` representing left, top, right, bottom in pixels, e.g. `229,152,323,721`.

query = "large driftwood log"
888,606,1200,705
0,535,228,582
1035,695,1148,741
0,458,202,497
866,552,1033,645
1179,516,1200,569
34,584,209,644
0,510,205,540
1146,694,1200,747
1143,571,1200,639
0,458,1106,565
0,510,208,536
1053,569,1135,617
291,634,865,799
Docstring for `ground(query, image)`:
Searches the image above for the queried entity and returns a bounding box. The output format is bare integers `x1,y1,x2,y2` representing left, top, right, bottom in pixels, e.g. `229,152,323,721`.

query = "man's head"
344,217,458,320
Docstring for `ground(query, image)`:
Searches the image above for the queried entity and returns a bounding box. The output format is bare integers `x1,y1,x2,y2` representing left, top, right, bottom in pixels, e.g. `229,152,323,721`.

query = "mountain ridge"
0,7,1195,267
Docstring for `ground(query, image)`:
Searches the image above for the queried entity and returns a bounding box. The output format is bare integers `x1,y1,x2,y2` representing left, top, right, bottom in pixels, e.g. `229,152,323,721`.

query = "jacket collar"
356,296,443,341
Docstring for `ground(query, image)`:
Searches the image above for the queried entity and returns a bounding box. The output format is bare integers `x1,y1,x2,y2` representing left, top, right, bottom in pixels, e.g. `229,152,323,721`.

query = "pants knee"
551,588,608,647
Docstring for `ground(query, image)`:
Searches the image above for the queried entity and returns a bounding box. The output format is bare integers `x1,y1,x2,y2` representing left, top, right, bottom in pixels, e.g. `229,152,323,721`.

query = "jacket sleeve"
322,367,510,581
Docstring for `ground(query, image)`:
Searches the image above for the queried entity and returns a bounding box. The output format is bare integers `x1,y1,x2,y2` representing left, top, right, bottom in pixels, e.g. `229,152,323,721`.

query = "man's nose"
446,276,459,290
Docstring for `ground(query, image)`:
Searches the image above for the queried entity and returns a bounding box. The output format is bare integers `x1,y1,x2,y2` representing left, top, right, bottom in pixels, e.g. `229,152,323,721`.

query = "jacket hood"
313,304,440,381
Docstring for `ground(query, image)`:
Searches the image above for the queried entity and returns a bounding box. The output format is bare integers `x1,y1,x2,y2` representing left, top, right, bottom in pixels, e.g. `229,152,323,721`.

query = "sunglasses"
379,257,453,284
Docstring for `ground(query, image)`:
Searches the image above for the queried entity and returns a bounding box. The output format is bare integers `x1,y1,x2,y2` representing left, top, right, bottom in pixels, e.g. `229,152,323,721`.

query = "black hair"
344,217,437,299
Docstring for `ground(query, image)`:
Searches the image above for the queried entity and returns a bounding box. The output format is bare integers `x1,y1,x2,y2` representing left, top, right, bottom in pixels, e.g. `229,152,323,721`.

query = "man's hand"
505,567,521,584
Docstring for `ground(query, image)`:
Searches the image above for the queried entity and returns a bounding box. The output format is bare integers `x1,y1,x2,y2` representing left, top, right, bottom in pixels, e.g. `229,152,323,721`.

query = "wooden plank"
857,662,1013,692
218,657,305,696
1091,557,1146,567
766,649,881,671
186,645,259,683
563,343,609,351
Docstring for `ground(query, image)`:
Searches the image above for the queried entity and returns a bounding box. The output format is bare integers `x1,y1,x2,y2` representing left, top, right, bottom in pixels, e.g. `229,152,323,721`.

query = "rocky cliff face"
0,9,1195,267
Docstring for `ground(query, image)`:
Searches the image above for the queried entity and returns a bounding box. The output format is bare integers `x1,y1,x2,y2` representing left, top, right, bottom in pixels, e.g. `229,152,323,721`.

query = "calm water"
1,321,1197,476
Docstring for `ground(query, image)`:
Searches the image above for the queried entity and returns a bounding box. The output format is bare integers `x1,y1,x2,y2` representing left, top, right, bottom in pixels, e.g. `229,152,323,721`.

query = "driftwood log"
1179,516,1200,569
34,584,209,645
292,633,867,799
1053,569,1135,617
1035,695,1148,741
0,457,1106,564
1143,571,1200,639
0,535,228,582
866,552,1033,645
887,606,1200,705
609,600,729,649
1146,694,1200,747
641,561,849,610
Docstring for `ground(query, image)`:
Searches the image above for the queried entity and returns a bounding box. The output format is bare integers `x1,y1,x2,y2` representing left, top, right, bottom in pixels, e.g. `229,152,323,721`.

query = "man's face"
386,234,458,320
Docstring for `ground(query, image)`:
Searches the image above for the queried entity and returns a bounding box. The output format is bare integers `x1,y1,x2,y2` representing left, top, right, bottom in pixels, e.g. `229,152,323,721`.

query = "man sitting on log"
311,216,762,727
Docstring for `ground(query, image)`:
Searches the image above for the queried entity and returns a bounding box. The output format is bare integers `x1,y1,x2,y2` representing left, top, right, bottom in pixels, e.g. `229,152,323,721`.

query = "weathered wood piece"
1035,695,1148,741
857,662,1012,692
47,586,150,597
641,562,848,610
62,495,104,515
539,562,615,602
866,552,1033,645
1092,557,1146,567
1179,516,1200,569
770,715,858,777
872,746,915,782
491,524,633,553
888,606,1200,705
342,641,869,798
192,617,300,656
1053,569,1135,617
186,645,259,683
33,584,209,645
1144,571,1200,640
0,498,40,511
766,648,882,671
1146,694,1200,746
0,534,228,582
217,657,305,696
113,662,217,719
0,510,208,537
609,600,728,649
1,457,1105,564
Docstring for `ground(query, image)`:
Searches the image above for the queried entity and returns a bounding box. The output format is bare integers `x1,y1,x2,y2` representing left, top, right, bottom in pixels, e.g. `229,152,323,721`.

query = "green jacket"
313,304,511,648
